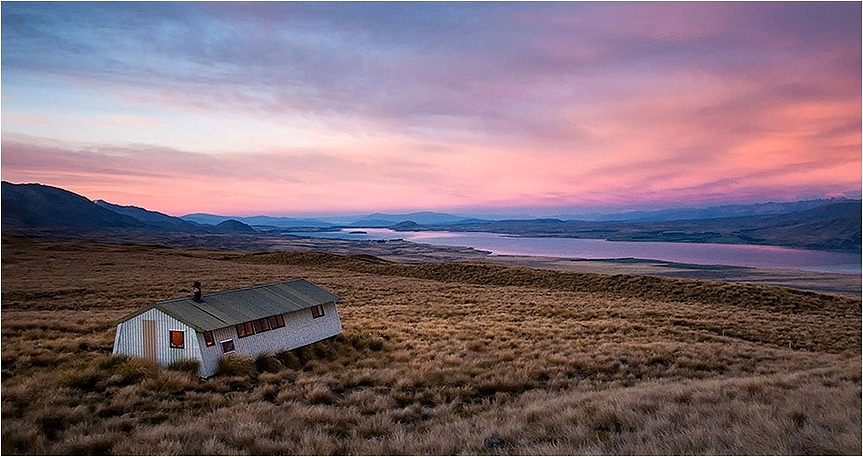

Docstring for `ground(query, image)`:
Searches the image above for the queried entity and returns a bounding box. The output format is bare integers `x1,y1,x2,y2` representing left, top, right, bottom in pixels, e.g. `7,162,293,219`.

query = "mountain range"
181,213,334,228
561,198,856,222
2,182,145,230
180,211,489,228
401,202,862,252
1,181,860,252
2,182,256,234
180,200,858,228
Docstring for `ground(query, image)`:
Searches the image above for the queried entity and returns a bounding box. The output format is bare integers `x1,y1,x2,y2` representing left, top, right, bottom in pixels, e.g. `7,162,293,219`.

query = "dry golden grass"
1,234,860,455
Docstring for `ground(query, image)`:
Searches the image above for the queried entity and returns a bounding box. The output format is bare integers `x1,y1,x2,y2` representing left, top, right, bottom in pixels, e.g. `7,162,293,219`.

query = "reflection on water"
283,228,862,274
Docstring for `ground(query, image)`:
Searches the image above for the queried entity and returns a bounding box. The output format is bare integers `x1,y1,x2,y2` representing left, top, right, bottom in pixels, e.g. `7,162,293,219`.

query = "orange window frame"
169,330,184,348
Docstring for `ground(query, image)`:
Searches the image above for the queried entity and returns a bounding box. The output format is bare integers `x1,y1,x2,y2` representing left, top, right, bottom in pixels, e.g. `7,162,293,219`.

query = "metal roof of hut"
118,278,339,332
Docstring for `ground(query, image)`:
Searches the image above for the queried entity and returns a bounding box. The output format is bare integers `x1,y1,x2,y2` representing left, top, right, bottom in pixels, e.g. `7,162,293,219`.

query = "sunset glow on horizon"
2,2,860,217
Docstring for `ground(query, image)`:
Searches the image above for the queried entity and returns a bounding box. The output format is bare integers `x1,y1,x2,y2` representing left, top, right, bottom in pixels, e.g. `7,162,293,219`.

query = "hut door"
142,319,157,361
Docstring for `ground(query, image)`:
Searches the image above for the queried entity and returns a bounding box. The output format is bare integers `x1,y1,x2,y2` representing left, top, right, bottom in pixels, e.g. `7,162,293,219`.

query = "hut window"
220,339,235,353
204,331,215,347
169,330,184,348
252,318,272,334
267,316,279,329
275,314,285,327
236,322,255,338
311,304,325,319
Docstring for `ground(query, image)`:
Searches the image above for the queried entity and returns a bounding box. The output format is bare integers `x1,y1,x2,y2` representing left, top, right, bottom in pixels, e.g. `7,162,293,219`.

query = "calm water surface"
284,228,862,274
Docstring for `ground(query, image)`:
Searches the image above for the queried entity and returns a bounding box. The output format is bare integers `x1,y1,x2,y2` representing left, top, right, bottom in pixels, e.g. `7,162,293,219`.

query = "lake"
283,228,862,275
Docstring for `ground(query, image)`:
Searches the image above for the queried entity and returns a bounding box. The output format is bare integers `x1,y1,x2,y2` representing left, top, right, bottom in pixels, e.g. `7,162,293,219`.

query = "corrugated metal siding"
147,278,340,331
113,308,202,371
195,301,343,378
198,326,237,378
234,301,342,356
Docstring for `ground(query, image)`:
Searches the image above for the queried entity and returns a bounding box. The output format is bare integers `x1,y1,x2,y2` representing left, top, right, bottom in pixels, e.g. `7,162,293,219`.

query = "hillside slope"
737,203,861,251
94,200,198,230
1,182,144,230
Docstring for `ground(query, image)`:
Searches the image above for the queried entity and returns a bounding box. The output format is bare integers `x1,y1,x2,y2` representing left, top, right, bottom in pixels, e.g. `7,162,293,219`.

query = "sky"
2,2,861,217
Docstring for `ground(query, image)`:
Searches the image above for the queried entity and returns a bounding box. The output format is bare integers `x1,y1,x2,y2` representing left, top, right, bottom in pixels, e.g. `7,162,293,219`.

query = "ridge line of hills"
1,181,860,252
2,182,256,234
397,201,862,252
181,197,856,227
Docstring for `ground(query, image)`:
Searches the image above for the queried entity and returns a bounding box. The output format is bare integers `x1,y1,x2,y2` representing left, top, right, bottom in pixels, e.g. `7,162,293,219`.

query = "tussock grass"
168,358,201,375
215,355,256,377
254,353,283,374
2,236,860,454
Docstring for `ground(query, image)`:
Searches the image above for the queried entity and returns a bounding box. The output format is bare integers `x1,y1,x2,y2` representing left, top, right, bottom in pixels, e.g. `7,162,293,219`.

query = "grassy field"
2,234,860,454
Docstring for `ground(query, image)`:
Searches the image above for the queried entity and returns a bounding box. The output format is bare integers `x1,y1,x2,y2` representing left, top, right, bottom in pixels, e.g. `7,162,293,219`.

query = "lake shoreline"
6,229,860,296
487,231,863,254
282,228,862,276
482,254,861,297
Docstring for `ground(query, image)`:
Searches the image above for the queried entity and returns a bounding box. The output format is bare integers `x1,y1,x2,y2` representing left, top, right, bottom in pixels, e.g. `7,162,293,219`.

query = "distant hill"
1,182,144,231
181,213,331,228
213,219,257,233
95,200,197,230
729,201,862,252
180,213,235,225
391,220,421,230
349,211,490,227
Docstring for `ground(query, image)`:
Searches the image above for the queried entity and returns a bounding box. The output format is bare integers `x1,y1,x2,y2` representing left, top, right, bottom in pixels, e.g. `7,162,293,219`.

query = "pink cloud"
2,3,859,215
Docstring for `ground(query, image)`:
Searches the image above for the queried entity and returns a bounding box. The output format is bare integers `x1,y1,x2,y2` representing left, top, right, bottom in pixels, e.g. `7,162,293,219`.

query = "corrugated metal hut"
113,278,342,377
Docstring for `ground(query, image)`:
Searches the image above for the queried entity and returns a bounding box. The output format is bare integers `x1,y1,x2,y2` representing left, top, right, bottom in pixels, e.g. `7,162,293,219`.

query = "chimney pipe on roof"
193,281,201,302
